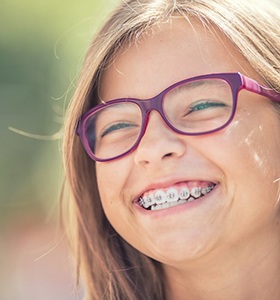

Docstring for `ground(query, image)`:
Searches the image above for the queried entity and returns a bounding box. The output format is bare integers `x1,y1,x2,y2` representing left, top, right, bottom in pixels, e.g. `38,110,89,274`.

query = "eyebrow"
99,78,228,105
166,78,228,98
182,78,227,89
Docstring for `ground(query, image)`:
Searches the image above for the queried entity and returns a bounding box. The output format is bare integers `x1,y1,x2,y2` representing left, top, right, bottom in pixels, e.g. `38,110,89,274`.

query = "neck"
164,228,280,300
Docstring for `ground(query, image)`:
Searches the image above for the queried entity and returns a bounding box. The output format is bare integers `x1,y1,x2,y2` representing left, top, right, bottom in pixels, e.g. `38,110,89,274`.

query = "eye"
189,101,226,113
101,122,137,137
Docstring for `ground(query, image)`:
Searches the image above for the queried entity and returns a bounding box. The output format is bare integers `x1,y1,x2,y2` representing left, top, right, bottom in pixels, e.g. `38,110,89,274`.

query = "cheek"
198,110,280,244
198,108,280,212
242,126,278,177
211,104,280,180
95,159,133,213
215,111,280,213
96,163,124,232
96,160,145,248
238,114,280,179
96,163,120,205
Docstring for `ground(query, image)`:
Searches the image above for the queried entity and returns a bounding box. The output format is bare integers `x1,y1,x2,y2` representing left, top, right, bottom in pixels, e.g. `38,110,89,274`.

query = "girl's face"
96,18,280,266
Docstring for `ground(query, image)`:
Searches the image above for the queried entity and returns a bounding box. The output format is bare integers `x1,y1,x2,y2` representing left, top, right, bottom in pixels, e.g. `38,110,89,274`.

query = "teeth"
166,188,179,202
190,187,201,198
178,199,187,204
139,198,145,207
151,200,187,211
154,190,167,204
139,184,215,210
202,186,214,195
180,187,190,200
188,197,195,202
142,193,155,208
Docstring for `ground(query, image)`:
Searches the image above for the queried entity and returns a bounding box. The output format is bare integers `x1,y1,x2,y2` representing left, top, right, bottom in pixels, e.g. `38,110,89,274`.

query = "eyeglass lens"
84,78,233,160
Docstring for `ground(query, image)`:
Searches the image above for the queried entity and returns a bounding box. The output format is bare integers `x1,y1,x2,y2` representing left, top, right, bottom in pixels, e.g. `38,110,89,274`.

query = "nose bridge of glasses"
137,92,165,117
135,92,175,142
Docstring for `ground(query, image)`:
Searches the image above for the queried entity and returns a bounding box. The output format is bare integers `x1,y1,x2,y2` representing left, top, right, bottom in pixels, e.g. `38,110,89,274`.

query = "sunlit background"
1,1,116,299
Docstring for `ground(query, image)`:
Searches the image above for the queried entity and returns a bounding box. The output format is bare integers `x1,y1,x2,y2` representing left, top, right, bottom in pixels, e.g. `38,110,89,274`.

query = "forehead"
99,17,254,101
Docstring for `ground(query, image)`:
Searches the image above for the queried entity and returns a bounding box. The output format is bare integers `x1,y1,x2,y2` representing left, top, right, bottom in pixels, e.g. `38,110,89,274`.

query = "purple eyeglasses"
76,72,280,162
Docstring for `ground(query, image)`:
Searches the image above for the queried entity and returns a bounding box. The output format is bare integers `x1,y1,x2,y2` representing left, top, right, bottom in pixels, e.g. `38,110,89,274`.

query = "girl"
63,0,280,299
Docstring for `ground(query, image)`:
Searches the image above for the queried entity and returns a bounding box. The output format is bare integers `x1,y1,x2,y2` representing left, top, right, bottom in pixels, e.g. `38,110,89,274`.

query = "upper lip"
133,176,219,203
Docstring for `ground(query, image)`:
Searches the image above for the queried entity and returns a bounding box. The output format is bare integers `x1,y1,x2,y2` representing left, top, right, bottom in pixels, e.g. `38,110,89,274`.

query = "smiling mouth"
138,182,216,211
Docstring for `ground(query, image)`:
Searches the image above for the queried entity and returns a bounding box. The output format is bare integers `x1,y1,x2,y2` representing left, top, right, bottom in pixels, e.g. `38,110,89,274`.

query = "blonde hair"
62,1,280,299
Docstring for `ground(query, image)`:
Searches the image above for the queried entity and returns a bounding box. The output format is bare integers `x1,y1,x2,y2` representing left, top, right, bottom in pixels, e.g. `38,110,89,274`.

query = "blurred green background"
1,1,116,298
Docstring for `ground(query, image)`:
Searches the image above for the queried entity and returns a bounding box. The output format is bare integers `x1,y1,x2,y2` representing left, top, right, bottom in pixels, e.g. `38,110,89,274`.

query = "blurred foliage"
0,0,117,226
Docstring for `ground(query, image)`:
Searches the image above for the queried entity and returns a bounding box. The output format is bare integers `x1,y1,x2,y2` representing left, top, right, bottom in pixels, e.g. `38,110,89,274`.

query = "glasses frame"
76,72,280,162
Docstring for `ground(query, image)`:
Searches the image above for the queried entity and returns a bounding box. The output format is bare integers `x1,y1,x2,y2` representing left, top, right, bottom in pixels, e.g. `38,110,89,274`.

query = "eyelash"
189,101,226,112
101,122,134,137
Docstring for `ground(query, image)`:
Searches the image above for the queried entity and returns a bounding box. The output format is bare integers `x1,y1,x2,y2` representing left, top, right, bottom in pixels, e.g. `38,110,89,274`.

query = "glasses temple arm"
240,73,280,102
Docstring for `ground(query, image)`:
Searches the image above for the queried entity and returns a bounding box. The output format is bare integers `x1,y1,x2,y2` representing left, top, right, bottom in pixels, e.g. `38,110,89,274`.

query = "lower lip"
134,185,219,218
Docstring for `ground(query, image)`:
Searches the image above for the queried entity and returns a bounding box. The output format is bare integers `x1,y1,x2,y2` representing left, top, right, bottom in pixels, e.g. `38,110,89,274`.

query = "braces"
139,185,215,209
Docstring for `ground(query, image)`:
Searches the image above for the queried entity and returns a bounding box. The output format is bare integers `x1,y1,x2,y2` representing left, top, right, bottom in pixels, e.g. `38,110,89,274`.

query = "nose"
134,111,186,166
